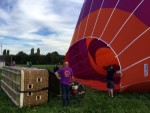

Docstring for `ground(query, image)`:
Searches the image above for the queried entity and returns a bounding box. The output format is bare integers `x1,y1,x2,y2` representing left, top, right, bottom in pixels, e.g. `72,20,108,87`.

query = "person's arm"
55,72,61,80
71,69,74,82
71,76,74,82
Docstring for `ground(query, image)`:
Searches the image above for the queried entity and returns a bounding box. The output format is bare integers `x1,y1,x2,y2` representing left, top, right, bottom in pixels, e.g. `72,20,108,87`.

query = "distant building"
0,56,5,69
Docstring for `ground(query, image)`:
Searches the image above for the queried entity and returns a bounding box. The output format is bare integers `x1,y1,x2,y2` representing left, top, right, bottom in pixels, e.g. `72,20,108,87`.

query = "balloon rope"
76,0,86,42
117,27,150,57
109,0,145,45
91,0,105,36
83,0,94,38
99,0,120,39
122,56,150,72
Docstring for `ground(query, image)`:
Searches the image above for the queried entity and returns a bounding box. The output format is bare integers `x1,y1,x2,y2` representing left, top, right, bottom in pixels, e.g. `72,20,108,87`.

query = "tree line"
2,48,65,65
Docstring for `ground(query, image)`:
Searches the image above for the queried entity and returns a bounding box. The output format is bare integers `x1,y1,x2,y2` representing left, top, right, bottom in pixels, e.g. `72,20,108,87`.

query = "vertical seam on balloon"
76,0,86,42
91,0,105,36
109,0,145,45
83,0,94,38
99,0,121,39
117,27,150,57
122,56,150,72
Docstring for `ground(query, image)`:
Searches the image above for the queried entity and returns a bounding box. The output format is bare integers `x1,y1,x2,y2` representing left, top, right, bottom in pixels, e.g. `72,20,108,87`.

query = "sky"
0,0,84,55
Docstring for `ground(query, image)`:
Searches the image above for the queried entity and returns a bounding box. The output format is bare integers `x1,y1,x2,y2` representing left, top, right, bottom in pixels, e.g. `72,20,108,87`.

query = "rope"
99,0,120,39
83,0,94,38
109,0,145,45
91,0,105,36
76,0,86,42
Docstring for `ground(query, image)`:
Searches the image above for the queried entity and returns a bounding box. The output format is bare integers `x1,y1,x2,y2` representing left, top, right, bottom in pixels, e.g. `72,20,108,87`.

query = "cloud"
0,0,84,55
32,27,56,36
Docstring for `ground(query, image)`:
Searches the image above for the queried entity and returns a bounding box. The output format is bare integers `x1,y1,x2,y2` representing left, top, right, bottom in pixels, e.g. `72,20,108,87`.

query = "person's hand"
70,82,74,85
55,72,61,80
57,75,61,80
116,70,122,74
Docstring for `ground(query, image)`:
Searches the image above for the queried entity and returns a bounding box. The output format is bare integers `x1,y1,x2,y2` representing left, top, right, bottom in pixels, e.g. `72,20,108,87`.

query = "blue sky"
0,0,84,55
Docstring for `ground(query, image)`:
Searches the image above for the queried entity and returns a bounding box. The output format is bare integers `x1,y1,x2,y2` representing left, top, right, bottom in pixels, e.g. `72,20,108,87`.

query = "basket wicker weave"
1,66,49,108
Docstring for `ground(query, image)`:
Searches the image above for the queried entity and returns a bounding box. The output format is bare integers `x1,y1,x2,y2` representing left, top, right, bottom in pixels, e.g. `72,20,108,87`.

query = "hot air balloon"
66,0,150,92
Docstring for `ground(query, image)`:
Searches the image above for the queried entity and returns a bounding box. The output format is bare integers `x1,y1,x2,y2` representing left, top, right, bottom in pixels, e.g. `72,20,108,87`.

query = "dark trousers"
61,84,70,106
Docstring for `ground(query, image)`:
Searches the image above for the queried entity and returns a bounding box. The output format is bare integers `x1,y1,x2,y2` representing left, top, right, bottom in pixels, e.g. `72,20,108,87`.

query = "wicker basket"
1,66,49,108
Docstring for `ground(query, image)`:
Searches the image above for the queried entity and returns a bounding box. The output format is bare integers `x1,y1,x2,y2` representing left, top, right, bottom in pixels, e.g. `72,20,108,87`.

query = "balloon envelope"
66,0,150,92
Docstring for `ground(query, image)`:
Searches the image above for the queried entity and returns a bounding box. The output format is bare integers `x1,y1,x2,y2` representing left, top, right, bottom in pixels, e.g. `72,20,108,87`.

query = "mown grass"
0,65,150,113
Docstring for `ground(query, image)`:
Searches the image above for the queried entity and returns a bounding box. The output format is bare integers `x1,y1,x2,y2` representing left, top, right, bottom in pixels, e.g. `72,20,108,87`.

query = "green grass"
0,65,150,113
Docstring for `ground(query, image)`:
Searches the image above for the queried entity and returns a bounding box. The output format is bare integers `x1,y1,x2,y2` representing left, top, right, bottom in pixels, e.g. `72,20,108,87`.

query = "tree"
15,51,28,64
34,53,40,64
3,49,6,55
46,53,51,64
7,50,10,55
37,48,40,55
2,48,65,65
31,48,34,55
51,51,59,64
39,55,47,64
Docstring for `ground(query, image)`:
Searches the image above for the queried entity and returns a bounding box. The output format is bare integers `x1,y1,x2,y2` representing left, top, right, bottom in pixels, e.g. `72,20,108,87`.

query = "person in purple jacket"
55,61,74,106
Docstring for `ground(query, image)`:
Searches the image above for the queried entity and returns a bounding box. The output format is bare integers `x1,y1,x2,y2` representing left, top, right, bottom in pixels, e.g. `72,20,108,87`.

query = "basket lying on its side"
1,66,49,108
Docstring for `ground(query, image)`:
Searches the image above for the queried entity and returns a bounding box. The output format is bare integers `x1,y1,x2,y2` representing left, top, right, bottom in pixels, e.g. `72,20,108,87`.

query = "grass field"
0,65,150,113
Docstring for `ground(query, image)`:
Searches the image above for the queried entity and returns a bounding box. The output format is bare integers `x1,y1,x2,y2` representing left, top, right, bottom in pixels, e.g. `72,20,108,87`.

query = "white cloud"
0,0,84,55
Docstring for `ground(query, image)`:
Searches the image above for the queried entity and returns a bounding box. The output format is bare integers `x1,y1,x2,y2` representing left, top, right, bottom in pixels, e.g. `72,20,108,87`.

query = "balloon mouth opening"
67,37,121,83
